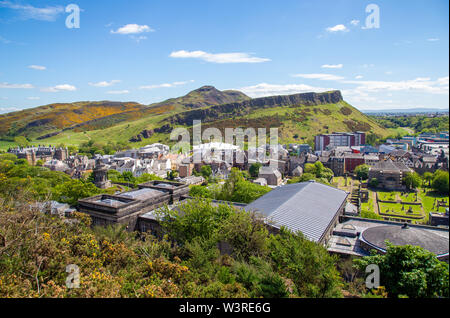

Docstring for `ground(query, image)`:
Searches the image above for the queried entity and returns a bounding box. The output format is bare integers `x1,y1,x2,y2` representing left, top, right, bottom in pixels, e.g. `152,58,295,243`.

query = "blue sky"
0,0,448,113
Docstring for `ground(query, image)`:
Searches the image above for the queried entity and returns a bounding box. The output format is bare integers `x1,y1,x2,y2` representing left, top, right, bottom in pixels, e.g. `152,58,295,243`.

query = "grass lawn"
378,191,398,201
399,192,418,203
0,140,16,151
361,199,374,212
378,202,422,216
419,190,449,214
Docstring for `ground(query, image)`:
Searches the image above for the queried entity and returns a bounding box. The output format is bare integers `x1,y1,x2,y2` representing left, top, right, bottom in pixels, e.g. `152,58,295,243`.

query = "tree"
268,228,343,298
249,163,262,178
121,171,135,183
431,170,449,195
53,179,102,206
354,243,449,298
167,170,178,180
219,211,269,260
354,164,370,180
14,136,29,148
422,172,433,187
369,178,379,188
218,168,270,203
403,172,421,190
200,165,212,178
366,133,379,146
156,198,235,243
304,161,333,183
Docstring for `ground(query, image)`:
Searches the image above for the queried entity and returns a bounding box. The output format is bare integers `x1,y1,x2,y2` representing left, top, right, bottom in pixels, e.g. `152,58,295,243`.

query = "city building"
368,160,412,190
78,180,189,230
8,146,68,165
245,181,349,244
314,132,366,152
258,166,282,186
328,217,449,261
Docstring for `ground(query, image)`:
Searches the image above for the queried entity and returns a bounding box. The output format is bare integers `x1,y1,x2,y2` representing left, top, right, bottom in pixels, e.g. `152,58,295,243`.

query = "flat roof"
119,188,165,201
328,217,449,256
95,198,127,207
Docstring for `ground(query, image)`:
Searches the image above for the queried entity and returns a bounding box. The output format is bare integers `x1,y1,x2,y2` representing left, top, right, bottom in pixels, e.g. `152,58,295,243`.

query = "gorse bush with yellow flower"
0,188,347,298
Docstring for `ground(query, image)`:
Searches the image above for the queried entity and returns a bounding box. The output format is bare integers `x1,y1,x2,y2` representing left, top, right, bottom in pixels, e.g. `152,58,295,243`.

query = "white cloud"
27,96,40,100
437,76,449,86
169,50,270,64
355,75,363,79
28,65,46,71
111,24,154,34
427,38,440,42
343,77,449,95
139,80,194,90
291,73,344,81
0,1,64,21
321,64,343,69
41,84,77,92
238,83,332,98
107,90,129,94
350,20,360,26
326,24,348,32
0,82,34,89
89,80,121,87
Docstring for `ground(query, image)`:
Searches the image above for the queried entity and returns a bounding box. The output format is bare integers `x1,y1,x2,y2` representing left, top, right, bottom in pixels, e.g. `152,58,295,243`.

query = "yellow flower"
43,233,50,240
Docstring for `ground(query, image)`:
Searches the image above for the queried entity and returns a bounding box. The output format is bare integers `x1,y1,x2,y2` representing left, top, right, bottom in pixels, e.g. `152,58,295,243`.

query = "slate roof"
259,166,282,178
245,181,348,242
370,160,411,172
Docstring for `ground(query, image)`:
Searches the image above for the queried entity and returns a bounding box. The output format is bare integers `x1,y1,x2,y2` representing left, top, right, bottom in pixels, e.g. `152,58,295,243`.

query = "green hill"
0,86,250,142
0,87,390,150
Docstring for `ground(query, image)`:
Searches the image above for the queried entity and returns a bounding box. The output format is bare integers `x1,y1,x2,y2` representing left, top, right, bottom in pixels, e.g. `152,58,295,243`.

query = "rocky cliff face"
168,90,343,125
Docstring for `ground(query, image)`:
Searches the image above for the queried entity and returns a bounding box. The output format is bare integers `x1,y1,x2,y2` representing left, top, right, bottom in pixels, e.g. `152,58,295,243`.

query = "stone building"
258,166,282,186
78,180,189,230
368,160,412,190
93,159,112,189
8,146,68,165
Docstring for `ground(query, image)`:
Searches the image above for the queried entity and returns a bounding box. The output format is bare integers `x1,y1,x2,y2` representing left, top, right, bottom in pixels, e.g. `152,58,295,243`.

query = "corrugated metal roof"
245,181,348,242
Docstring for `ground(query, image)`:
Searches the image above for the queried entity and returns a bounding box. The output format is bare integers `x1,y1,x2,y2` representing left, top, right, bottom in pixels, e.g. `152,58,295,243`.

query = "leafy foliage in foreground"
0,194,344,298
354,243,449,298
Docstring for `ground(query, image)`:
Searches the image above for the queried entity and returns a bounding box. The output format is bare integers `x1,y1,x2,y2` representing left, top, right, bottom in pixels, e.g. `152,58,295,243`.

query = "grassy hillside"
0,101,147,140
0,88,390,150
27,91,390,150
0,86,249,143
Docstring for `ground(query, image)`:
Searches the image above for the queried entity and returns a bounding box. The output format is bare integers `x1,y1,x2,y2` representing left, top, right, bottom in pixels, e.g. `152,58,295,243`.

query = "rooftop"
119,188,165,201
245,181,348,242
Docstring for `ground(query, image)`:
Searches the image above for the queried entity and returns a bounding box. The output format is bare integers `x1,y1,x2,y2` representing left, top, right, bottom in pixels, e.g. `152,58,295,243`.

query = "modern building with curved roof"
360,223,449,260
